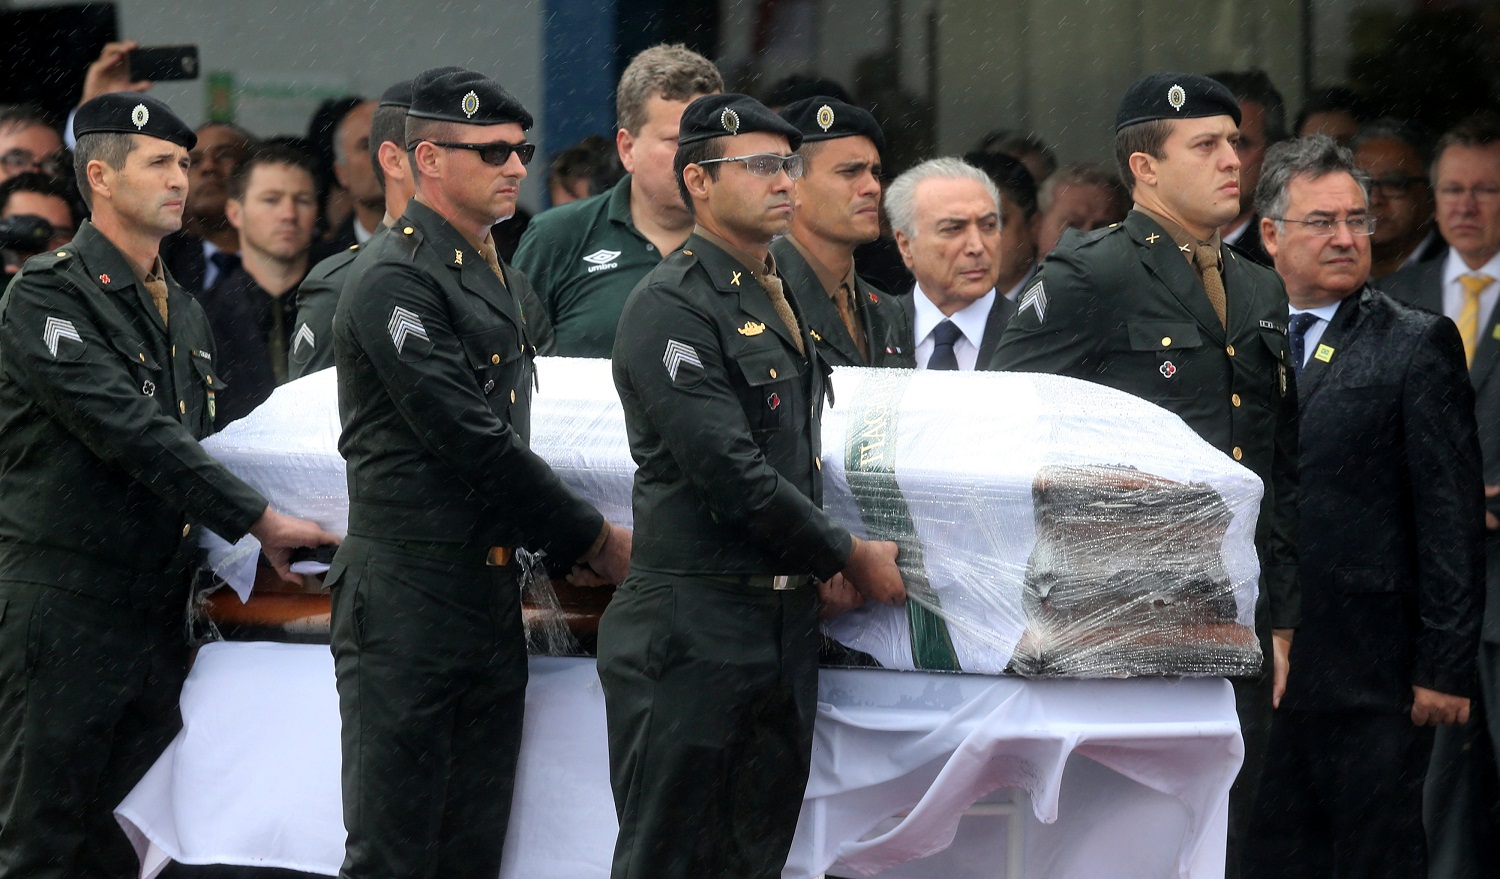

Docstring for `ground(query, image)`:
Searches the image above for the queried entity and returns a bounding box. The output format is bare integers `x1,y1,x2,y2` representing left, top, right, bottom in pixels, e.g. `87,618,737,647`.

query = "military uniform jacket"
613,232,852,579
333,200,602,558
770,236,915,368
0,221,267,603
992,209,1300,627
297,226,558,380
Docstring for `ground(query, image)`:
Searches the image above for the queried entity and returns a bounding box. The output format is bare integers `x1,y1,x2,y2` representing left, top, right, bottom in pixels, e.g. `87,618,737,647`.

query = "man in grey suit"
1383,111,1500,879
887,157,1016,370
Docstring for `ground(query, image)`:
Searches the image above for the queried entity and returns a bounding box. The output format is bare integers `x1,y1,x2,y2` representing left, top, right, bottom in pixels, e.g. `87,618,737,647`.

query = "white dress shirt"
1287,300,1343,368
913,285,996,371
1440,248,1500,331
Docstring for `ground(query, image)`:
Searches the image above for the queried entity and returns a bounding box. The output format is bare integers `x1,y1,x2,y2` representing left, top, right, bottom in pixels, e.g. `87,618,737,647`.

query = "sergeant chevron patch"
1018,280,1047,323
662,339,703,383
43,316,82,357
292,323,316,354
388,307,429,354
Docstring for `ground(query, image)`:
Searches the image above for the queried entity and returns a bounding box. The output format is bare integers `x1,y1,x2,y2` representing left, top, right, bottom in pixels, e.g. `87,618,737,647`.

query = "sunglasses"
413,140,536,167
696,153,805,180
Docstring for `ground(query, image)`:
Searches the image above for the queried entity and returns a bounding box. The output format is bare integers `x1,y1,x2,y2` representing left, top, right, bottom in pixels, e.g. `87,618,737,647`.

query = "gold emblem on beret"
721,107,740,135
131,103,150,130
816,104,835,132
1167,84,1186,112
462,90,480,119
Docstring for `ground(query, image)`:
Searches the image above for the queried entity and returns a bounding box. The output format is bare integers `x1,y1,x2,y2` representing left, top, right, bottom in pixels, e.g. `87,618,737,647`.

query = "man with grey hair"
515,43,723,356
888,156,1014,370
1034,162,1129,256
1244,134,1482,879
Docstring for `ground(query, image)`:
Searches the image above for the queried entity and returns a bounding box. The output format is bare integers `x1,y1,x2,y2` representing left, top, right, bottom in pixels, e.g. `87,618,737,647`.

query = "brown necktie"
477,238,507,288
144,275,170,326
835,283,868,362
1194,244,1227,328
759,272,805,356
1458,274,1493,365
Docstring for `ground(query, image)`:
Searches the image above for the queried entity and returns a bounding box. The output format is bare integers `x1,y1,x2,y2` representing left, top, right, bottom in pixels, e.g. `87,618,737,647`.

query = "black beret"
1115,72,1242,131
678,93,802,151
408,66,533,129
74,93,195,150
778,96,885,156
378,79,414,109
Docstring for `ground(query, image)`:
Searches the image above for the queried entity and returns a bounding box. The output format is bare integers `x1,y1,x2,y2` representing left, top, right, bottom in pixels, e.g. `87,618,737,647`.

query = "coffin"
198,361,1263,677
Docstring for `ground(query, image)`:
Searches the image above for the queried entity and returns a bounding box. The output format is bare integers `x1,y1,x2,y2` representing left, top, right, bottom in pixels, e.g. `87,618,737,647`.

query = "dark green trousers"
597,573,821,879
0,581,186,879
328,536,527,879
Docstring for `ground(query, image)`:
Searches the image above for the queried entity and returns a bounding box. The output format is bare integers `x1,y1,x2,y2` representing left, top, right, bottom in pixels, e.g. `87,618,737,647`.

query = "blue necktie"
208,250,241,290
928,319,962,371
1288,312,1319,376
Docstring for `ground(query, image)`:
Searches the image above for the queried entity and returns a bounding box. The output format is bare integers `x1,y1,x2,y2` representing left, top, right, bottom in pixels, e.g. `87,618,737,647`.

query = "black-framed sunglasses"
696,153,805,180
411,140,536,167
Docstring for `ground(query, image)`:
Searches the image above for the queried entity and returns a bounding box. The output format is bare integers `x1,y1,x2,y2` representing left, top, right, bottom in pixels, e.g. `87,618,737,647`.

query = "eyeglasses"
412,139,536,167
1368,175,1426,197
1270,215,1377,236
1,148,68,178
1435,184,1500,202
696,153,805,180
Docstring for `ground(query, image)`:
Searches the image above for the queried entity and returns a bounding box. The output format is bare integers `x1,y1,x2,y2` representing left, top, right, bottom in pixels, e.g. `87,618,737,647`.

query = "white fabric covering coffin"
200,359,1263,676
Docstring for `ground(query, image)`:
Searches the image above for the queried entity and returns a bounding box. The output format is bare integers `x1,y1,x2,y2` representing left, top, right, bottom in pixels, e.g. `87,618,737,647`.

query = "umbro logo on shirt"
582,248,622,273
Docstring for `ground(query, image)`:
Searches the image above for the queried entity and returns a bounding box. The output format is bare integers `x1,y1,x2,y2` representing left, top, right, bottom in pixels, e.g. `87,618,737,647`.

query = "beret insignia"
461,90,480,119
131,104,150,129
816,104,834,132
721,107,740,135
1167,84,1186,111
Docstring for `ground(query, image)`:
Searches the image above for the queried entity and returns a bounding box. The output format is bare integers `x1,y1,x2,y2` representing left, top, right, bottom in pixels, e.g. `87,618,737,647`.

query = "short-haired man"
312,99,380,262
196,144,319,425
0,93,335,879
887,157,1013,370
602,93,905,879
1383,112,1500,879
330,67,631,879
513,43,723,357
1352,121,1445,280
1211,69,1290,266
0,106,65,182
160,121,255,296
1035,162,1128,258
0,171,79,254
771,96,913,367
992,73,1300,879
966,151,1042,300
1244,135,1482,879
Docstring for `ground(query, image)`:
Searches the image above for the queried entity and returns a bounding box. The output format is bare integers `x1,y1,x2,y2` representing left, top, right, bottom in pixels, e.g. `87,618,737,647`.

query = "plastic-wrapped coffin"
200,360,1264,678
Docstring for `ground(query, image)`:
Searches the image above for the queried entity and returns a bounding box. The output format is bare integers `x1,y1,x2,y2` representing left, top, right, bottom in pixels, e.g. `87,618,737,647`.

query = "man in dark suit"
1210,69,1289,268
991,73,1300,878
885,157,1014,370
770,96,913,368
1243,135,1482,879
160,122,252,296
1383,112,1500,879
965,151,1042,302
1353,120,1446,281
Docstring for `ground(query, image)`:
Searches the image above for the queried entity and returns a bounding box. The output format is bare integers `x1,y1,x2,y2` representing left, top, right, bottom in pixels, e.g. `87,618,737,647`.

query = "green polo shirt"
512,174,666,357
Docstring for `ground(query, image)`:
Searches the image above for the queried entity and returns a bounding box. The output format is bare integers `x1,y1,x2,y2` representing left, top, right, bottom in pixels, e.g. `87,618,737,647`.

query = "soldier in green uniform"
0,93,337,879
513,44,723,357
329,67,631,879
600,93,906,879
990,72,1300,878
293,80,554,379
773,96,914,368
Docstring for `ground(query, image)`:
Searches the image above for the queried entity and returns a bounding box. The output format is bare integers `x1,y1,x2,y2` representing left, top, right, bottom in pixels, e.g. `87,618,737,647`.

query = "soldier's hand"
1485,485,1500,531
1271,628,1293,708
248,507,341,586
1412,686,1470,727
574,522,631,586
818,573,865,619
842,537,905,606
81,41,152,105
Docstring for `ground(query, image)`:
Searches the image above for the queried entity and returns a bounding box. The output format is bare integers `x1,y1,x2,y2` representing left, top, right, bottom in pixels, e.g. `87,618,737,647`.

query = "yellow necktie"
476,237,507,288
1458,273,1493,365
1194,244,1227,328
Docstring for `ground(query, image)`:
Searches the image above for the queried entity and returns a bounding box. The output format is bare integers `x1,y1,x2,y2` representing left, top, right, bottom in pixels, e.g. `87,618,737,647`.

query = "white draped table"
117,642,1240,879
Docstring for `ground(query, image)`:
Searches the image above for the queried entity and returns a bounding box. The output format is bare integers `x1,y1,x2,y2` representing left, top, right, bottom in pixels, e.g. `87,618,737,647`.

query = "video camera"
0,214,56,273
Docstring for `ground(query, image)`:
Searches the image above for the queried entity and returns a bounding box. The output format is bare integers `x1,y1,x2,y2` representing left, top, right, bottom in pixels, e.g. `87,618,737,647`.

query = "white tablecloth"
117,643,1240,879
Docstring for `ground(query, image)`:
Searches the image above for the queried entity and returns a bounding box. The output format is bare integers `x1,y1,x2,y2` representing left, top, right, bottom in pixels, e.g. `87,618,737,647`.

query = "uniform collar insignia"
730,270,742,286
